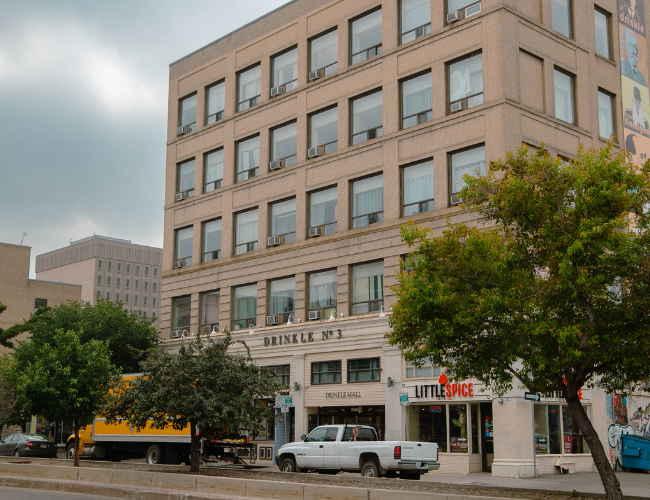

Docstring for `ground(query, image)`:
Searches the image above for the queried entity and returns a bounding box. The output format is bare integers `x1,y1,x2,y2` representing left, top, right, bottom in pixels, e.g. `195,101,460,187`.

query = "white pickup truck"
275,424,439,479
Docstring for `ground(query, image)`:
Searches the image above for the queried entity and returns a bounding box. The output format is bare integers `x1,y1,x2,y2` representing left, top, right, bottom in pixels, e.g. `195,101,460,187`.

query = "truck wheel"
279,456,297,473
66,445,75,460
146,445,165,465
361,461,379,477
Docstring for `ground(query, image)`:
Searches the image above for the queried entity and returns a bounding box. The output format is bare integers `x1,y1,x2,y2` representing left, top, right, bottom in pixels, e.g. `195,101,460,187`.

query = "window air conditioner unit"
450,194,463,205
268,236,282,247
450,101,464,113
415,26,425,39
368,213,380,224
171,330,181,338
175,192,187,202
447,10,462,23
173,259,185,269
267,315,280,326
307,146,323,158
269,159,284,171
309,69,324,81
367,128,377,140
177,125,190,136
308,310,320,320
465,2,481,17
270,86,284,97
308,226,322,238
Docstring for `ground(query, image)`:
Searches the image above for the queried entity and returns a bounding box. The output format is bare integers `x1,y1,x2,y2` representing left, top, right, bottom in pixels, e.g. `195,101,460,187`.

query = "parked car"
0,433,57,458
276,424,439,479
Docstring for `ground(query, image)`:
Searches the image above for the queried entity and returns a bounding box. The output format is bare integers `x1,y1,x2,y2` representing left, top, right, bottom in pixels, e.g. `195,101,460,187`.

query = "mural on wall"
620,0,650,163
606,391,650,464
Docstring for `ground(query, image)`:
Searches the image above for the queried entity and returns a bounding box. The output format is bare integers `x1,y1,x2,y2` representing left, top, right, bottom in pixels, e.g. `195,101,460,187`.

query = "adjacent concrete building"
162,0,650,476
35,236,162,330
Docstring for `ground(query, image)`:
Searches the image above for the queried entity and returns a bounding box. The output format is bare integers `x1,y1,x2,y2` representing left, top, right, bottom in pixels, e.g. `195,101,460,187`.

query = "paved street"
0,487,123,500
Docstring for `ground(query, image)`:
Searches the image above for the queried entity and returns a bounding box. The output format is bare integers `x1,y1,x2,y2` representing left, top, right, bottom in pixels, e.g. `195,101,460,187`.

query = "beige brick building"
35,236,162,330
163,0,648,476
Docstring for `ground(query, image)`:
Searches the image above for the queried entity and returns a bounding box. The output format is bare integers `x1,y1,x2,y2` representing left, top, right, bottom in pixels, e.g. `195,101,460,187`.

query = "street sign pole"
525,392,540,477
399,393,410,441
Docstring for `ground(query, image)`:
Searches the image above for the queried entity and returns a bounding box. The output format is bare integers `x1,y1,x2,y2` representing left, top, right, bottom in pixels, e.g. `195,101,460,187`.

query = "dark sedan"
0,433,57,458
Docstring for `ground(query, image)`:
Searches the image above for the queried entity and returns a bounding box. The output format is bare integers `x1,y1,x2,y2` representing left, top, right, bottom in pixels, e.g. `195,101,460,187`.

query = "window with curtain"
233,284,257,330
403,160,434,216
352,91,383,145
402,73,432,128
552,0,572,38
448,53,483,109
598,90,614,140
236,136,260,182
310,187,337,234
273,48,298,91
204,149,223,192
235,209,258,255
272,122,297,166
594,9,610,59
172,296,191,330
270,199,296,242
310,29,338,75
351,9,382,64
237,65,261,111
179,94,197,130
352,175,383,228
202,219,222,262
269,277,295,317
451,146,485,198
401,0,431,44
351,261,384,314
308,269,337,320
310,107,338,153
200,291,220,331
554,69,574,124
175,227,193,265
177,159,195,197
206,81,225,124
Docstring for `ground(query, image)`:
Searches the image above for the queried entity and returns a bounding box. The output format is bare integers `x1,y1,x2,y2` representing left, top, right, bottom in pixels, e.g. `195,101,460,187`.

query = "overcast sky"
0,0,287,277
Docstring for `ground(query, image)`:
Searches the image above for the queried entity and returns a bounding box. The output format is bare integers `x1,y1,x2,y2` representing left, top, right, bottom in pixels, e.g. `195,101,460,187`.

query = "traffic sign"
399,392,409,406
524,392,541,402
284,396,292,405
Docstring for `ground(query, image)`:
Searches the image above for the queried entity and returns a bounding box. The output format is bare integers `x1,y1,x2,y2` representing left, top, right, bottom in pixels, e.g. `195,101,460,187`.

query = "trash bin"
617,433,650,471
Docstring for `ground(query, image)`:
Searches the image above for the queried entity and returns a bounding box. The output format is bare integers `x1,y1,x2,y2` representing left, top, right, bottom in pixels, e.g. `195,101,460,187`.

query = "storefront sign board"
264,329,342,346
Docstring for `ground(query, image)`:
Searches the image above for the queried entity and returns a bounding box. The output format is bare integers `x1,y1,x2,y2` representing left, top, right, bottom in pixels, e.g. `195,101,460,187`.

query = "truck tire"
361,460,379,477
279,456,298,473
66,444,75,460
146,445,165,465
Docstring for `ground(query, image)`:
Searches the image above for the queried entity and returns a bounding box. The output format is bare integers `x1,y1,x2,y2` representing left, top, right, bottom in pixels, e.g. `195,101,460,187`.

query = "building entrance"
481,402,494,472
310,406,385,439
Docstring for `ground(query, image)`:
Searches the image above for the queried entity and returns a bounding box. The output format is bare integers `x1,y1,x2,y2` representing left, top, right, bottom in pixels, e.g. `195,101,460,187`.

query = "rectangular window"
97,275,101,285
311,361,342,384
98,260,102,269
125,294,129,302
270,199,296,243
237,65,261,111
534,405,562,454
204,149,223,193
134,295,138,304
351,9,382,65
203,219,222,262
450,145,486,203
153,268,157,277
177,159,195,199
172,296,191,330
179,94,197,131
96,291,101,298
352,175,383,228
271,122,297,168
403,160,434,216
351,90,383,145
266,365,290,386
308,269,337,320
594,9,611,59
408,404,447,452
34,298,47,312
351,261,384,314
598,90,614,139
115,293,120,302
235,209,258,255
175,227,193,265
401,0,431,44
116,278,121,287
143,296,147,305
135,280,139,289
144,282,148,290
554,69,575,124
552,0,572,38
310,29,338,77
106,292,110,300
272,48,298,93
448,0,482,18
206,81,225,124
126,264,130,273
107,277,111,286
236,136,260,182
309,107,338,154
108,261,112,271
145,267,148,276
152,297,156,306
402,73,432,128
406,359,441,378
117,263,121,272
348,357,380,382
269,277,295,321
449,53,483,111
136,265,140,274
449,404,469,453
153,282,157,292
126,279,130,288
200,291,220,333
561,405,589,454
233,284,257,330
309,187,337,235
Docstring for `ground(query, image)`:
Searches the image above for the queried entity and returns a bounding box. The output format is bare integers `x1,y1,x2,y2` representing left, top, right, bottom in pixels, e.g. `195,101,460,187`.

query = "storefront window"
449,404,469,453
534,404,589,454
408,404,447,452
562,405,589,454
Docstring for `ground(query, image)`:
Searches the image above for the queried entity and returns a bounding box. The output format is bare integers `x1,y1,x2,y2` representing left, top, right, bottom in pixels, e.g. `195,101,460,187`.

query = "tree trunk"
73,420,80,468
189,422,200,472
564,393,623,500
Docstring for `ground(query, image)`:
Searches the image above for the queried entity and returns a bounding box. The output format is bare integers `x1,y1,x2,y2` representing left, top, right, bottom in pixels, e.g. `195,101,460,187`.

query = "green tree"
0,355,21,428
104,333,283,472
389,145,650,500
13,297,159,372
0,302,31,349
20,329,119,466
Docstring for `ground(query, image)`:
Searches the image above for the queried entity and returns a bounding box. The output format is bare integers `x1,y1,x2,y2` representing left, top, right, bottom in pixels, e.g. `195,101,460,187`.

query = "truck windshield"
343,426,377,441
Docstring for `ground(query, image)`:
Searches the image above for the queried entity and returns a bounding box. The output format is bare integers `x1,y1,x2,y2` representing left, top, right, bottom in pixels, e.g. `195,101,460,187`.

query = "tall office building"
163,0,650,475
36,235,162,330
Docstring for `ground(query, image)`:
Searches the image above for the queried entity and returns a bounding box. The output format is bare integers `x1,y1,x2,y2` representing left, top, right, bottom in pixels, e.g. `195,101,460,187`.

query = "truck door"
301,426,328,468
321,426,339,468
